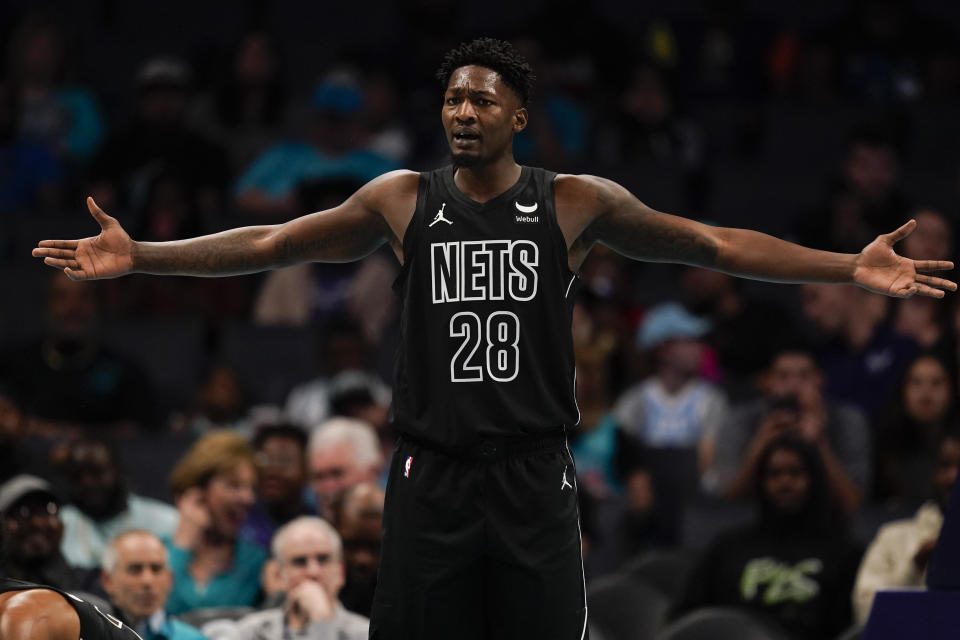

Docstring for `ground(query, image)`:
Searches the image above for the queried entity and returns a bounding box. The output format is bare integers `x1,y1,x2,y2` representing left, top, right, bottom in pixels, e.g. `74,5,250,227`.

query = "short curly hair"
436,37,535,106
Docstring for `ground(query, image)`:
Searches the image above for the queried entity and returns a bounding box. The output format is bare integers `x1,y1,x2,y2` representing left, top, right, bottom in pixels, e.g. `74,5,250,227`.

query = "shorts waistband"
398,429,568,461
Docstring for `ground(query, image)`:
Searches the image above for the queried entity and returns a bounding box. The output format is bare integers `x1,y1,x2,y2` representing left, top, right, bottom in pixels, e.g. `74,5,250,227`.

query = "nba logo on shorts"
404,456,413,478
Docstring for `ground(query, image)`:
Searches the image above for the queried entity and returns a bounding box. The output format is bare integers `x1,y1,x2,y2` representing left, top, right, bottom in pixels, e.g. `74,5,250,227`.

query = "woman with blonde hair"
165,430,267,614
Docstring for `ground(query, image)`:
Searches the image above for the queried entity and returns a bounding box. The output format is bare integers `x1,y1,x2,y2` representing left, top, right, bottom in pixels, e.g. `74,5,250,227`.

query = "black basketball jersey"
390,165,580,446
0,577,143,640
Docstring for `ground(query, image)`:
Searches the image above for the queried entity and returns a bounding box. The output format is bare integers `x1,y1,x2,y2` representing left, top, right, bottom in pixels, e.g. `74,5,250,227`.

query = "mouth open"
453,131,480,144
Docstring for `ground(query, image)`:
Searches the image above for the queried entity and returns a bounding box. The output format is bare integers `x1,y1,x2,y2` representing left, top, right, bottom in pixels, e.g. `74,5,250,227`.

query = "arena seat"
218,322,320,406
654,607,791,640
587,573,671,640
622,548,697,601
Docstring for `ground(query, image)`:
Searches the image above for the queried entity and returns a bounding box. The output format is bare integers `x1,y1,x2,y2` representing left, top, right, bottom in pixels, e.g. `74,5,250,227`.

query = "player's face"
278,525,344,597
256,436,306,505
103,533,172,620
762,449,811,516
204,462,257,538
442,65,526,168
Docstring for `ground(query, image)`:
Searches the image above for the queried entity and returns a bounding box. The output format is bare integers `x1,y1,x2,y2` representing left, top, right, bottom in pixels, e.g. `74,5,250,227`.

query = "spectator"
191,30,293,173
707,345,871,516
100,530,207,640
170,364,252,434
0,383,42,484
6,11,103,162
613,303,728,465
800,283,916,417
165,431,267,614
678,266,798,395
284,317,390,429
853,431,960,624
0,81,62,216
253,177,399,342
88,56,228,219
0,475,103,596
875,354,957,505
900,208,953,263
675,435,862,640
214,517,368,640
241,423,312,550
233,69,396,217
332,483,384,617
308,418,383,518
54,438,179,569
0,271,155,430
797,125,909,254
595,59,707,211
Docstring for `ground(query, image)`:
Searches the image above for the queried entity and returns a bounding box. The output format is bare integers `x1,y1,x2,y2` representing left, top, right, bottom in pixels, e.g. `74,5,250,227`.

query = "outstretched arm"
33,171,416,280
568,175,955,298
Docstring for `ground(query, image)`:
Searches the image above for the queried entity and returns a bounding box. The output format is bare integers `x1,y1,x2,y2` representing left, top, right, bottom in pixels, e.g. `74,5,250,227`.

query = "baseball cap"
311,71,364,115
0,474,60,518
136,56,192,91
636,302,711,350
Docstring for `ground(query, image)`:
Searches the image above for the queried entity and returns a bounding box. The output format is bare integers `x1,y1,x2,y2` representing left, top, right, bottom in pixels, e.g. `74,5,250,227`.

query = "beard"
451,150,484,168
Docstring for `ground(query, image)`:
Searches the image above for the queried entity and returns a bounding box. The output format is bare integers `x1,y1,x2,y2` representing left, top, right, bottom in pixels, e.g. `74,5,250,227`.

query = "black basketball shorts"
369,430,589,640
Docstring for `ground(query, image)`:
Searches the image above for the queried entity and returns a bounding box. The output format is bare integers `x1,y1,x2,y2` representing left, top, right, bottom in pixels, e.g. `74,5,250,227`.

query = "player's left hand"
853,219,956,298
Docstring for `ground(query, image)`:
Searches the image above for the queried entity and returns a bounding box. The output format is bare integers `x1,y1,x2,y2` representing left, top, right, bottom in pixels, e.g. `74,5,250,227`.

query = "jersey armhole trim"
391,172,427,293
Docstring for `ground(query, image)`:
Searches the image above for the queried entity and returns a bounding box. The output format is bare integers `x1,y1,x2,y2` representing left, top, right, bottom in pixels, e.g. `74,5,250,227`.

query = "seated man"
308,418,383,518
211,516,368,639
56,438,179,568
706,345,870,515
852,431,960,623
100,530,207,640
0,577,141,640
675,434,863,640
0,475,103,597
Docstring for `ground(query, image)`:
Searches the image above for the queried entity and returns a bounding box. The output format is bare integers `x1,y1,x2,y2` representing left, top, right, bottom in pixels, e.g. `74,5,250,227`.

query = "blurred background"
1,0,960,638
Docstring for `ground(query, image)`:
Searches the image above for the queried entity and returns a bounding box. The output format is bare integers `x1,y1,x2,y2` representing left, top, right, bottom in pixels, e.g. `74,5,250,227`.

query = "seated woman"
165,431,267,614
673,434,863,640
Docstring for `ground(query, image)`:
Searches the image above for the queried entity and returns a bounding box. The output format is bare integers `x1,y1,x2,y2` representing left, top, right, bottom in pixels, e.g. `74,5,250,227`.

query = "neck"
267,498,304,523
453,156,521,203
658,369,693,394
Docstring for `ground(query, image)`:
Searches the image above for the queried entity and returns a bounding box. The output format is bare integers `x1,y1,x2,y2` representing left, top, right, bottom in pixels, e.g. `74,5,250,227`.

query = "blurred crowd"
2,1,960,639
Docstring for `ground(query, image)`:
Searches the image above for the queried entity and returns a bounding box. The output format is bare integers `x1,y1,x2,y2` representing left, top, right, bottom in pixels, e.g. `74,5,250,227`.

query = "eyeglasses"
287,553,335,568
7,501,59,521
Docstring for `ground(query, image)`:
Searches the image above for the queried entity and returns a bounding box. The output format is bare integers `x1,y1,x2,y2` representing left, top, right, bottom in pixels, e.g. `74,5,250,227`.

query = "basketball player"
0,578,143,640
33,38,955,639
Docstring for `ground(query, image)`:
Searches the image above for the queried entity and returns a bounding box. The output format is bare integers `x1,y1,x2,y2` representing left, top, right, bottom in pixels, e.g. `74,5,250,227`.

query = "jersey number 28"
450,311,519,382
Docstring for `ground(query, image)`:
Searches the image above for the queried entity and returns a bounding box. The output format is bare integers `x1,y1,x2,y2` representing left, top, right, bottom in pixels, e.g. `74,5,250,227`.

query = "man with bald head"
224,516,368,639
100,530,206,640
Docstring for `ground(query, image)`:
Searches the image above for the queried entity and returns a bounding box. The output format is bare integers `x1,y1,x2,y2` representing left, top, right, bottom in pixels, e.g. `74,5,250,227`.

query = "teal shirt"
162,537,267,615
136,612,208,640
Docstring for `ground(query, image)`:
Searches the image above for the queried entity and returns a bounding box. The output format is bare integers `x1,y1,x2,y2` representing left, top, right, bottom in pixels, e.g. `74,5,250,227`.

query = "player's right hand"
32,197,134,280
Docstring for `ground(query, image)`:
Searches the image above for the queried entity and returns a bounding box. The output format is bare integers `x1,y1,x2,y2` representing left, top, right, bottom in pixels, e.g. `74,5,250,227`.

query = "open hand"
32,197,134,280
854,219,956,298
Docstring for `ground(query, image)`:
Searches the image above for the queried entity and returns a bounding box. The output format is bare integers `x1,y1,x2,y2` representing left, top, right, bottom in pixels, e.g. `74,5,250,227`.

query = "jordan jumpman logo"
429,202,453,227
561,466,573,491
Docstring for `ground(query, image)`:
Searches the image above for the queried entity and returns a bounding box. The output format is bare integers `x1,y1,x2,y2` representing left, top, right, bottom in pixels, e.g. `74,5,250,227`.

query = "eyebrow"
446,87,495,97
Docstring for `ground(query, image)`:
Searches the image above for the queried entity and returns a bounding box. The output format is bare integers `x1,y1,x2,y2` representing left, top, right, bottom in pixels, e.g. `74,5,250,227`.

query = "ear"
513,107,528,133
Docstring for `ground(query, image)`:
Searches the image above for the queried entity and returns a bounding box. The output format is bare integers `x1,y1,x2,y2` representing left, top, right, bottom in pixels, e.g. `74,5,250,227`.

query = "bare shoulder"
554,173,631,219
0,589,80,640
358,170,420,214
